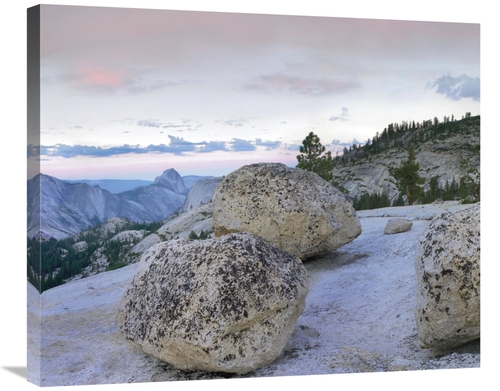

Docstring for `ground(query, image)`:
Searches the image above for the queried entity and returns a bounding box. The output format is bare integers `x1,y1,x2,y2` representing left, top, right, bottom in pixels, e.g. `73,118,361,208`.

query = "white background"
1,1,496,390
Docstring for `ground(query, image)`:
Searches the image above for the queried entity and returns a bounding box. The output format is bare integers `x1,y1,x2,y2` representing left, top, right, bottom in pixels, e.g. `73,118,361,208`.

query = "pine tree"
296,131,334,181
392,193,405,207
423,176,442,204
458,158,480,202
393,148,425,205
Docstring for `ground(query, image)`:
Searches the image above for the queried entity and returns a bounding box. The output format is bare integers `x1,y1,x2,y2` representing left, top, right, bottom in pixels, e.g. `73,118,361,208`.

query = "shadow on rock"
305,251,370,276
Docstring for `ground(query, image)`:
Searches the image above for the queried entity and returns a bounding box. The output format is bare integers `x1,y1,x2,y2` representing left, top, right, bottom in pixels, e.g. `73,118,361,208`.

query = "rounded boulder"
117,232,309,374
212,163,361,260
414,203,480,349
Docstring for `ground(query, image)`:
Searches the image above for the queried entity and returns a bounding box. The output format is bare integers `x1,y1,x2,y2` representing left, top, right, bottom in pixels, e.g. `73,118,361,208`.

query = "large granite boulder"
212,163,361,260
117,232,309,374
414,203,480,349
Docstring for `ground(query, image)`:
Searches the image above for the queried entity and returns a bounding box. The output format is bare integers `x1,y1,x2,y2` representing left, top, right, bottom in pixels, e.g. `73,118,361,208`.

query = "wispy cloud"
137,119,197,132
241,83,269,93
246,74,358,96
327,138,364,147
429,74,480,101
126,80,188,95
329,107,349,121
137,119,163,128
162,123,187,129
216,118,250,128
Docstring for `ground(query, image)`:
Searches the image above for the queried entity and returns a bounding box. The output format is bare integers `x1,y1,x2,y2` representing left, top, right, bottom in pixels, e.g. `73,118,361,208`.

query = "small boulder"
414,203,480,349
117,232,309,374
384,218,413,234
212,163,361,260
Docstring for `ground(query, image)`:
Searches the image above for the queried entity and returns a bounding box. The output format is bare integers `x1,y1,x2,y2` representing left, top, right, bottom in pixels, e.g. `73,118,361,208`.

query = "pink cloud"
69,66,137,92
81,69,127,88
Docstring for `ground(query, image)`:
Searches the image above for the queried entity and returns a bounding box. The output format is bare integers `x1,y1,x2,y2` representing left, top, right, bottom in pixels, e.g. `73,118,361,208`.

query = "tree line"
295,113,480,211
352,173,475,211
335,113,479,165
28,218,165,293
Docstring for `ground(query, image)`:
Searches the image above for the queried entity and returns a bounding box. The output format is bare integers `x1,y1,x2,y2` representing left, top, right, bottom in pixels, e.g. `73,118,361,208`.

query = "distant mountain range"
64,174,214,194
64,179,154,194
27,168,215,240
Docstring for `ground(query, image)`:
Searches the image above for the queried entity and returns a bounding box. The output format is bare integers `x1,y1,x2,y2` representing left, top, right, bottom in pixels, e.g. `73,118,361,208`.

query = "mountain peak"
153,168,188,195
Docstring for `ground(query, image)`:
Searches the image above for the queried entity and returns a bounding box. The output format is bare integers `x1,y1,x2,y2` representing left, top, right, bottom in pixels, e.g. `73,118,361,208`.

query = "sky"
32,4,480,180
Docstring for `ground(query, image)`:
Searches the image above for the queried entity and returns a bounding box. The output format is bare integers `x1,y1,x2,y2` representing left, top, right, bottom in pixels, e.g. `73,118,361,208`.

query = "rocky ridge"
332,115,480,203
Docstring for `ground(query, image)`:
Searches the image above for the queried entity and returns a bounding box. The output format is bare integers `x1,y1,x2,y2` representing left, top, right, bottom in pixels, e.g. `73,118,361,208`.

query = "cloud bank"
31,133,365,163
30,136,302,159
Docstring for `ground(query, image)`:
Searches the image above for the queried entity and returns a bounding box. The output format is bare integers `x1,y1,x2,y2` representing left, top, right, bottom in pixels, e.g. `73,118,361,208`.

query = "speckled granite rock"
212,163,361,260
117,232,309,374
415,203,480,349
